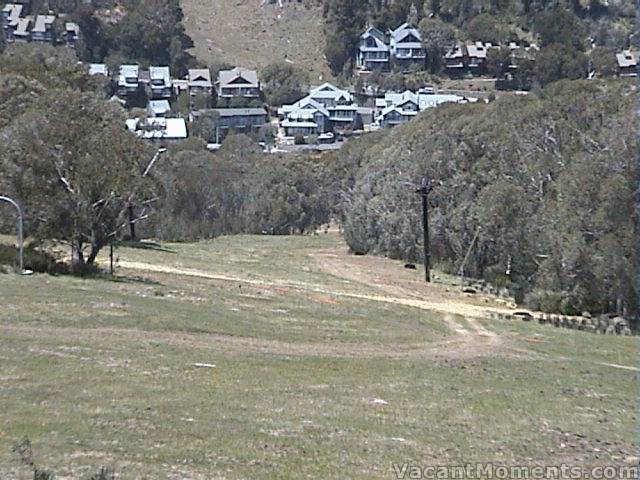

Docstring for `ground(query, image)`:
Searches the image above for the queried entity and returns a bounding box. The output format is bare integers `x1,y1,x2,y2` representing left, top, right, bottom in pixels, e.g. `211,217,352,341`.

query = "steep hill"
180,0,332,81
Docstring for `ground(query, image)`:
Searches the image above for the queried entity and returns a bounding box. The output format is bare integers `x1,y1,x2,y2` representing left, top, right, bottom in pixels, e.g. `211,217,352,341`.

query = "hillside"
332,79,636,317
180,0,332,81
0,233,637,476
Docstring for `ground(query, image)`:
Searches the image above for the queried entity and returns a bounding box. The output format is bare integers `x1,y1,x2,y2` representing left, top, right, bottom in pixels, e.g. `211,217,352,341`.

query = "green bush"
524,290,564,313
0,244,67,274
483,265,511,289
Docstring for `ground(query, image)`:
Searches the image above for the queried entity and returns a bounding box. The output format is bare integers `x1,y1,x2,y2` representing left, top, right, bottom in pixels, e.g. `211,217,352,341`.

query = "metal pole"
416,178,434,283
142,147,167,177
130,148,166,241
458,227,481,281
0,196,24,273
635,32,640,323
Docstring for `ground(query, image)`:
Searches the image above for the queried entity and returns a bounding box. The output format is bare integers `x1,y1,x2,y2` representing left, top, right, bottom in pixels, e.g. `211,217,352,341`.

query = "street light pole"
142,147,167,177
415,177,434,283
0,195,24,273
129,148,167,241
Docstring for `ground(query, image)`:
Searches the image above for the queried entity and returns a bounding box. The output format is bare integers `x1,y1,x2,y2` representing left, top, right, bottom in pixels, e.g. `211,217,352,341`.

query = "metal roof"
188,69,213,87
466,41,490,59
217,67,259,89
88,64,108,76
360,31,389,52
616,51,638,68
32,15,55,33
14,17,30,36
120,65,139,77
3,4,23,24
390,23,422,43
150,66,171,83
148,100,171,115
361,26,385,43
65,22,79,34
282,120,318,128
126,118,187,139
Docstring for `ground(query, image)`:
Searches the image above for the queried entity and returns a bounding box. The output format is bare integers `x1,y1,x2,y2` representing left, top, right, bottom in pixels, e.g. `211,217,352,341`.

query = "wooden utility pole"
416,177,434,283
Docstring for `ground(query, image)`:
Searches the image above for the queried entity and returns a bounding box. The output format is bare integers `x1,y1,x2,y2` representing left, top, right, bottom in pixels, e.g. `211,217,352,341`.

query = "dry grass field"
181,0,333,82
0,233,637,478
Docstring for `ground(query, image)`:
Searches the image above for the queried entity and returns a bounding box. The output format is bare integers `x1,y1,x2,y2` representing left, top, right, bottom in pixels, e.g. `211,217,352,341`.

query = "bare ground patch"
115,258,521,360
181,0,331,81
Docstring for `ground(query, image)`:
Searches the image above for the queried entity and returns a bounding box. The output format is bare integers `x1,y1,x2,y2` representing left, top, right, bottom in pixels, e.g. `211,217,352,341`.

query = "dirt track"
118,253,518,325
115,248,518,361
110,248,640,372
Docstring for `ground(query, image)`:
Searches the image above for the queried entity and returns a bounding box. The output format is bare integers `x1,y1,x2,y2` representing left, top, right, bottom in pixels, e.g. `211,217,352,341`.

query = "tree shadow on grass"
85,272,164,287
119,240,177,254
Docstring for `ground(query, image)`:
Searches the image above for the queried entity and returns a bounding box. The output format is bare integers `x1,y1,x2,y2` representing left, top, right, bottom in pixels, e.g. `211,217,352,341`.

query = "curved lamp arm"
0,196,23,273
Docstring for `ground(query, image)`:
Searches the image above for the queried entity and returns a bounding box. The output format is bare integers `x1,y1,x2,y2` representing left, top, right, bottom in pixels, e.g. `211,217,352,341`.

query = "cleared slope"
181,0,332,82
0,234,636,477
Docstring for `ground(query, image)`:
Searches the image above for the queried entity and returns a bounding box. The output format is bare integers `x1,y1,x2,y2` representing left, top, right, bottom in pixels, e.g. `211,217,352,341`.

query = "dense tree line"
0,46,331,269
332,79,636,317
71,0,195,76
322,0,635,80
260,62,310,107
142,136,331,240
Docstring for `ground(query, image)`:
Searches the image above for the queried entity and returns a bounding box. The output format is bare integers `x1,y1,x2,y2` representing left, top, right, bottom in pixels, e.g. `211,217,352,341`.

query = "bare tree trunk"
71,241,86,274
616,296,623,315
71,243,84,266
86,243,102,265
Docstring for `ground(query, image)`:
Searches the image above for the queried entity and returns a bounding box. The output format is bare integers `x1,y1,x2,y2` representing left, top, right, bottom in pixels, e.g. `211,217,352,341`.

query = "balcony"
395,49,426,59
219,87,260,98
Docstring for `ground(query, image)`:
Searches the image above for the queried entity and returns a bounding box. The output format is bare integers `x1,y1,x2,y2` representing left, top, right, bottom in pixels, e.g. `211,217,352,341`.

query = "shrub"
90,467,116,480
0,244,67,274
524,290,563,313
294,133,306,145
261,62,309,106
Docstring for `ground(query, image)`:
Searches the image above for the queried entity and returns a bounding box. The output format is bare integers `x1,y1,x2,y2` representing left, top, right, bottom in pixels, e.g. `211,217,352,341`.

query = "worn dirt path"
112,252,639,371
3,248,635,369
117,259,516,323
116,254,510,359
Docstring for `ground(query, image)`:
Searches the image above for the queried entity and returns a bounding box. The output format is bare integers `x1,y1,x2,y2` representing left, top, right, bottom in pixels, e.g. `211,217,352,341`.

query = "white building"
278,83,359,137
375,90,468,127
357,26,390,71
126,118,187,141
616,50,638,77
389,23,426,67
149,66,172,99
118,65,140,96
147,100,172,118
